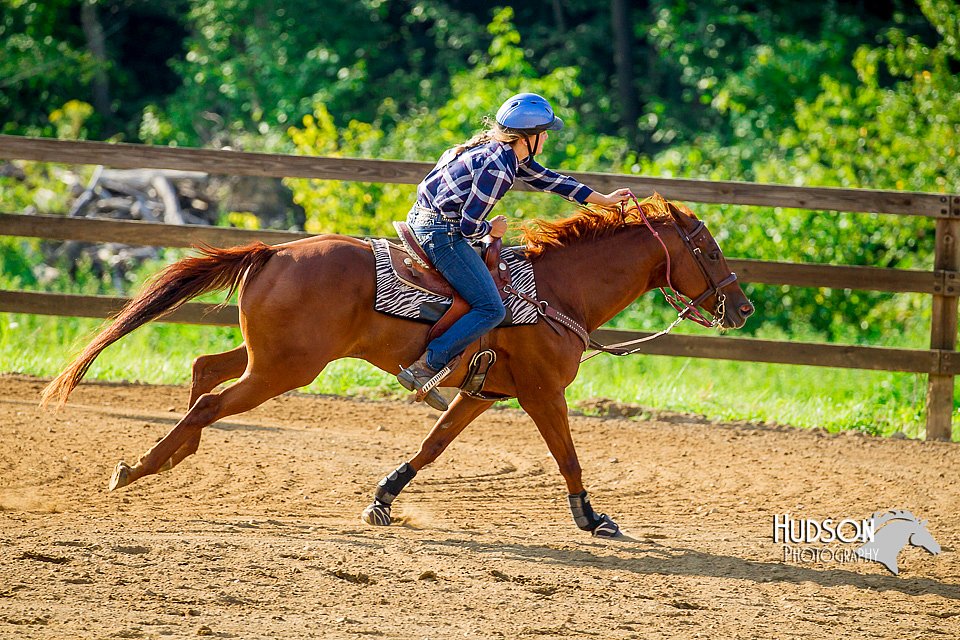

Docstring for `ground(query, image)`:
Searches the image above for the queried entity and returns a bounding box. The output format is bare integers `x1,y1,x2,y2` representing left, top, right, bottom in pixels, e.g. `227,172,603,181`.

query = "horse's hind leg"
189,344,248,406
110,367,308,491
158,344,250,473
361,393,494,525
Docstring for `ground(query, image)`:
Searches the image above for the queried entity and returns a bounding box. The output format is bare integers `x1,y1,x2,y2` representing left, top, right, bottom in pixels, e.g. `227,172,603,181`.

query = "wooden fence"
1,134,958,440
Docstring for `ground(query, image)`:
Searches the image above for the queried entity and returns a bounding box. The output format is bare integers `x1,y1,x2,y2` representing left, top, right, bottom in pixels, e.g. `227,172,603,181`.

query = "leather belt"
410,206,458,227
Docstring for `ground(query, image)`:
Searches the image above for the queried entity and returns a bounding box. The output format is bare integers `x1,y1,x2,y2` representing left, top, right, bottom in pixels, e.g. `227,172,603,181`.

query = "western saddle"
391,221,512,342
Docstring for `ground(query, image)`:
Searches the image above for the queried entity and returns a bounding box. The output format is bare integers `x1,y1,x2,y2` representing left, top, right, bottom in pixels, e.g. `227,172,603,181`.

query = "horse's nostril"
740,303,754,316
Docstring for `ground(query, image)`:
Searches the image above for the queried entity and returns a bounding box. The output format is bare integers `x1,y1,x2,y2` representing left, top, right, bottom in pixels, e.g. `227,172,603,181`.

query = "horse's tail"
40,242,277,408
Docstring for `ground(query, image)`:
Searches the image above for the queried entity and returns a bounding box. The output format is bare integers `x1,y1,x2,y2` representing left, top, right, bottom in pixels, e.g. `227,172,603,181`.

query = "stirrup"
414,362,454,401
397,354,460,411
418,386,449,412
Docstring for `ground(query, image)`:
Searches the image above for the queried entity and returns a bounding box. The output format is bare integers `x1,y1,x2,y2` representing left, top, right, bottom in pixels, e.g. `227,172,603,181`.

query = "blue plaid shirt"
414,141,594,238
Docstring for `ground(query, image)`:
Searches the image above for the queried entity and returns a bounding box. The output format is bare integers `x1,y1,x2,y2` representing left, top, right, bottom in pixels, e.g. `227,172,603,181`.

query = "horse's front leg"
518,391,620,538
361,392,494,525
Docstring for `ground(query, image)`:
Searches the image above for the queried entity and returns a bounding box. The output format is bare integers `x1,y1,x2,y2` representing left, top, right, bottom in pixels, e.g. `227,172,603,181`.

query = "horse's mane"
520,192,697,258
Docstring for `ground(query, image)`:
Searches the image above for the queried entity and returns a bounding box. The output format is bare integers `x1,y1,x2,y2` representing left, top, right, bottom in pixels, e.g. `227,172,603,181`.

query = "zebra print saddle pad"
369,238,540,326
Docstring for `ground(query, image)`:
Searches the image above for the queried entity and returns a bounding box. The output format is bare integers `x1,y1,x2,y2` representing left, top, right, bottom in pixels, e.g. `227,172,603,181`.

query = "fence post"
926,209,960,441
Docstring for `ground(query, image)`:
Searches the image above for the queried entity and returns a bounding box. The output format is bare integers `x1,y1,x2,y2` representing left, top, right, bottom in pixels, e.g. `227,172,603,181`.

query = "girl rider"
398,93,631,411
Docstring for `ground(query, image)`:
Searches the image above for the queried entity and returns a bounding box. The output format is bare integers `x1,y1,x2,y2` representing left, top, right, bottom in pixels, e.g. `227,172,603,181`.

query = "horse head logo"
855,510,940,575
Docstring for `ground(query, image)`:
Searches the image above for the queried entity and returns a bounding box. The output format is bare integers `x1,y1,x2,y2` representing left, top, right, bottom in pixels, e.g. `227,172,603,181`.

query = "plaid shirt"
415,140,594,238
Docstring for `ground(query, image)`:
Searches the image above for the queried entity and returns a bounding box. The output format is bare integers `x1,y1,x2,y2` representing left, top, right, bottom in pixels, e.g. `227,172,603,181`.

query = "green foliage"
628,2,958,341
0,161,90,215
775,2,960,194
0,101,96,220
0,0,95,136
629,0,904,154
285,103,414,237
48,99,94,140
146,0,491,147
152,0,378,144
0,0,188,140
0,237,38,287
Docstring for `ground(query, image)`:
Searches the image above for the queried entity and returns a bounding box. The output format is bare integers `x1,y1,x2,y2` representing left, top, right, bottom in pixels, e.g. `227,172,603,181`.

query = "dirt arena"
1,374,958,639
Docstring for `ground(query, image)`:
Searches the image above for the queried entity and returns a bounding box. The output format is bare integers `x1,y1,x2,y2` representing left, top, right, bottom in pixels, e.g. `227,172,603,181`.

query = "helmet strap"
524,132,540,162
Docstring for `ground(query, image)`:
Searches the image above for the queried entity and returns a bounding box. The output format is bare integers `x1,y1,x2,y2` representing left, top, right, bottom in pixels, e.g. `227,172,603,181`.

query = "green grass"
569,354,928,437
0,310,941,439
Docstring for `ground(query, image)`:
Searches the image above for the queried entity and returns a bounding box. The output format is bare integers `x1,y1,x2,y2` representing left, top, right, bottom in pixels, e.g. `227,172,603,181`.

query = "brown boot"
397,353,459,411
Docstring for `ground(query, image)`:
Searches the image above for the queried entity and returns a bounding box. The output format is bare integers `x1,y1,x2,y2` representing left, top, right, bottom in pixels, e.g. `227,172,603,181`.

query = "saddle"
391,221,512,342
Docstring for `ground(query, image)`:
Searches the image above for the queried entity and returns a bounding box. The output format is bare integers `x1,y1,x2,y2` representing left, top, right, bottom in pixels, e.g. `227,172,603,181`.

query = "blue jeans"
414,225,506,370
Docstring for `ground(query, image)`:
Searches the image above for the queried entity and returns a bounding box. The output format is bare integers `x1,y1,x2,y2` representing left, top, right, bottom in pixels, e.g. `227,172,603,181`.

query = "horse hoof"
108,461,133,491
591,514,621,539
361,501,392,526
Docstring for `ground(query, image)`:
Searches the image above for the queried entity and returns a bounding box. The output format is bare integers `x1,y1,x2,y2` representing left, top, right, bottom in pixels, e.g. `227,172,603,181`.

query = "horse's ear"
666,200,698,231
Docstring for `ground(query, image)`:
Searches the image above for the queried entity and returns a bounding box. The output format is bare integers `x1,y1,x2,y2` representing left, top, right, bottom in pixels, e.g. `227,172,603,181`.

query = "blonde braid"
452,117,524,156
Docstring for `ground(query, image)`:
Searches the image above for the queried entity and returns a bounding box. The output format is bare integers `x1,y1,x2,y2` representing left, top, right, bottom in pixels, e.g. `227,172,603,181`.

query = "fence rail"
1,135,958,440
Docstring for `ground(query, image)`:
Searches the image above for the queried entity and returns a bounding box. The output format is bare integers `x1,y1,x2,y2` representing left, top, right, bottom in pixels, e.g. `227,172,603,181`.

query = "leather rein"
503,192,739,362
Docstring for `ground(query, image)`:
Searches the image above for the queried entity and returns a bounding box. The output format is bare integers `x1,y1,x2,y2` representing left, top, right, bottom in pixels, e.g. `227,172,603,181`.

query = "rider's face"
534,131,548,155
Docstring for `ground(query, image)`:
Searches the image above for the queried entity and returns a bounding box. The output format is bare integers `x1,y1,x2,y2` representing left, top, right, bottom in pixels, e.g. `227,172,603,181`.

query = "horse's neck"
533,226,669,331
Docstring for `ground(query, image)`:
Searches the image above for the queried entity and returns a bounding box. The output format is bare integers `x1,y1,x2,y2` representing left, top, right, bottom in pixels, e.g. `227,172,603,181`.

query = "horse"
41,192,754,538
855,509,941,574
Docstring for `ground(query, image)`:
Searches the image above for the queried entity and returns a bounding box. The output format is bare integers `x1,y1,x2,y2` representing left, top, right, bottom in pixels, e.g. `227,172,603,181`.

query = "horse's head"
663,202,754,330
910,520,942,555
859,510,941,573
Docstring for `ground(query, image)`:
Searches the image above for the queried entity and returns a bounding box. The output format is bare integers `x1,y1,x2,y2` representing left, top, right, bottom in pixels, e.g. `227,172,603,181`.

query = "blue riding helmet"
495,93,564,134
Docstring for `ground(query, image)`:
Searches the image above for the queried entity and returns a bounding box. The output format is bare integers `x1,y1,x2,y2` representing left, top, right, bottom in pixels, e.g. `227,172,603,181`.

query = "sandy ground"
0,373,958,639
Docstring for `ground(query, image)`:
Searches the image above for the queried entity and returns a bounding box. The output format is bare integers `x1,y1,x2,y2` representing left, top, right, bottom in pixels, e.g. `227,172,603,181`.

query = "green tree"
146,0,492,147
1,0,189,139
0,0,94,136
639,1,959,341
773,0,960,194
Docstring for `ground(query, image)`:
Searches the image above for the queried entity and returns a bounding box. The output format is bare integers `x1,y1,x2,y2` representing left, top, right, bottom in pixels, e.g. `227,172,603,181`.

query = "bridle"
647,198,739,328
582,192,741,361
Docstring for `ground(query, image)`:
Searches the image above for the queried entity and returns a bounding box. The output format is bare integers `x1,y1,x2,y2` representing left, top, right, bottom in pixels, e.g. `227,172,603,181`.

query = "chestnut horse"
41,193,753,537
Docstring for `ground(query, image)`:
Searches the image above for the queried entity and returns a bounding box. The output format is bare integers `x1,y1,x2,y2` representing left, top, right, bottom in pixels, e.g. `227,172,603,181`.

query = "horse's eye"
708,251,721,262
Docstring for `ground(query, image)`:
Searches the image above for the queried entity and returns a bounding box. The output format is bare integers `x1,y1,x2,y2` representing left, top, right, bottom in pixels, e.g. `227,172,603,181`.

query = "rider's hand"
585,188,632,207
489,215,508,238
601,188,632,206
